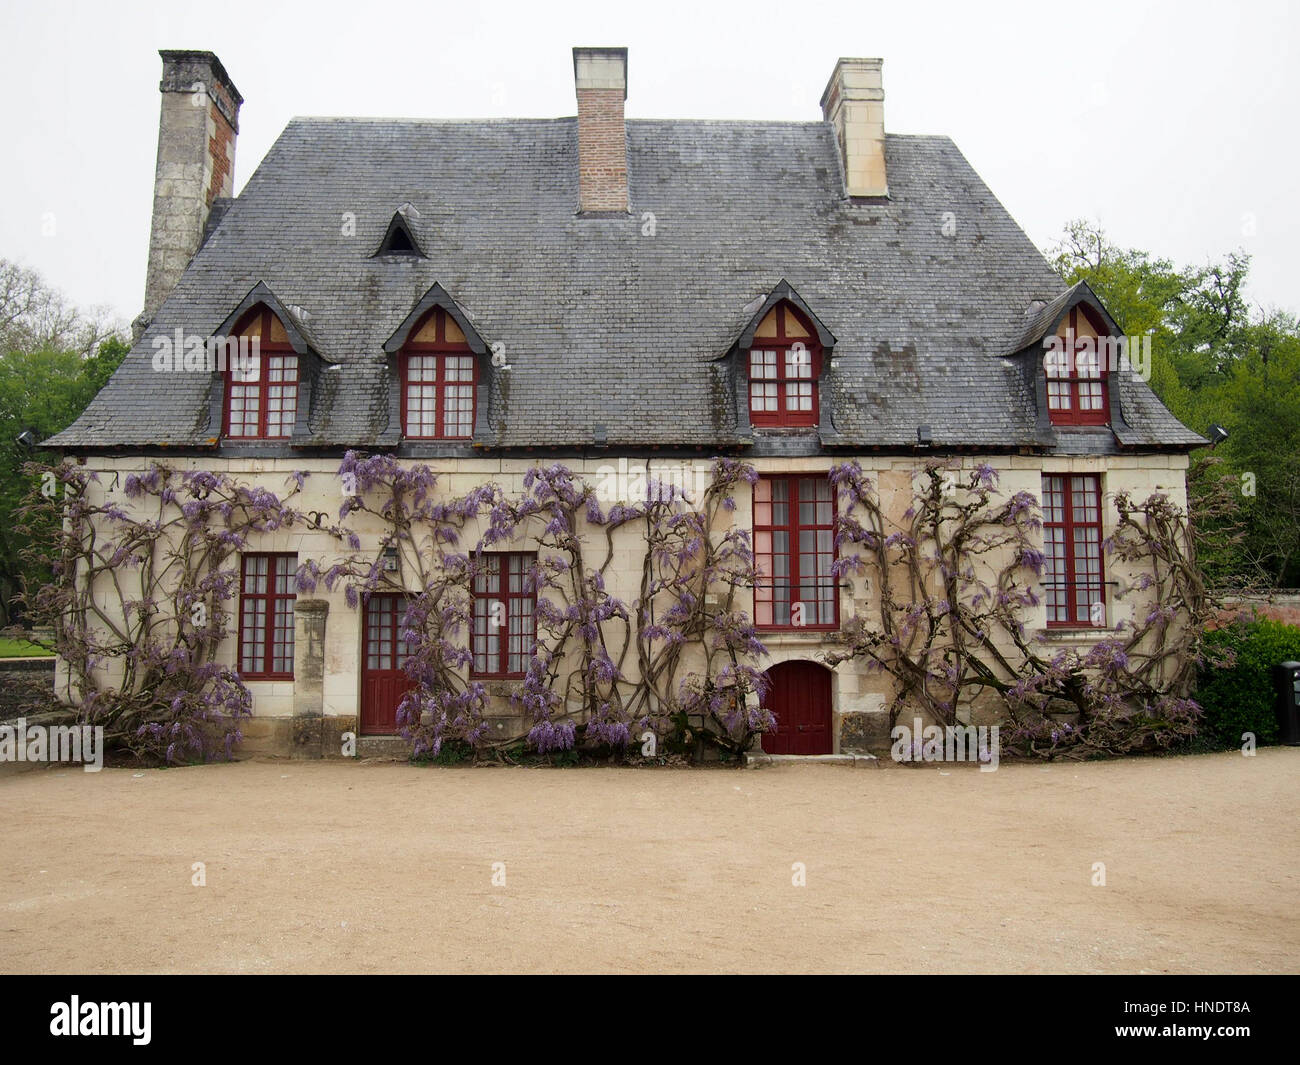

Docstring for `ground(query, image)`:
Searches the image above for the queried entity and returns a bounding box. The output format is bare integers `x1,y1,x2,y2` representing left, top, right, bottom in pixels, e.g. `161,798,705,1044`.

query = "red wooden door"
361,594,413,735
760,660,833,755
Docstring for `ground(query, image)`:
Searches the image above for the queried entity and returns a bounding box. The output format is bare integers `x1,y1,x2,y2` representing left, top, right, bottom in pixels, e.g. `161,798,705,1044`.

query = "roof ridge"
282,115,954,139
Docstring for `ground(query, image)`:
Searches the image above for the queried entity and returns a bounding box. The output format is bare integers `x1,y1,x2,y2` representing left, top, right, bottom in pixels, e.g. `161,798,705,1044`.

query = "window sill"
1039,627,1118,643
403,435,474,442
748,425,820,434
758,628,844,642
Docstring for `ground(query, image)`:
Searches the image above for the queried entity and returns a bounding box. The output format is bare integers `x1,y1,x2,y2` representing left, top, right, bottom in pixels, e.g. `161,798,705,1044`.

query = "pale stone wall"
55,451,1190,756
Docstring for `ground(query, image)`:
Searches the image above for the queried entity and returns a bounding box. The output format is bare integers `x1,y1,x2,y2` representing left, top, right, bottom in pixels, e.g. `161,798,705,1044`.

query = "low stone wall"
837,706,891,754
1221,592,1300,627
0,660,58,721
238,714,359,759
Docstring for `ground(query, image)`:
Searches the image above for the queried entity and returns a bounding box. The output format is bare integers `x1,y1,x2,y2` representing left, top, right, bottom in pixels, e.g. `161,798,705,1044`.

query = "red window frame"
224,306,299,440
365,593,412,672
747,303,822,428
238,553,297,678
1045,306,1110,426
471,552,537,678
1042,474,1106,628
753,474,838,631
400,307,477,440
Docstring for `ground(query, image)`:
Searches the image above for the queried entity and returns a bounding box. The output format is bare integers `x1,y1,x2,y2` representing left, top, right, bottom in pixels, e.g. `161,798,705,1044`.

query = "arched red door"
760,660,833,755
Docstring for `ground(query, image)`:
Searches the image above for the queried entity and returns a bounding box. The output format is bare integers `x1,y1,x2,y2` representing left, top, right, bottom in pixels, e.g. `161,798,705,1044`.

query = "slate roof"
1008,282,1092,355
48,116,1204,451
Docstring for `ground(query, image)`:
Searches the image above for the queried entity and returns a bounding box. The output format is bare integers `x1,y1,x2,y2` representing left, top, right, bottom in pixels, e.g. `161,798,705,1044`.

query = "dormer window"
384,225,416,254
400,307,476,439
747,302,821,427
225,305,298,440
374,210,425,257
1045,306,1110,426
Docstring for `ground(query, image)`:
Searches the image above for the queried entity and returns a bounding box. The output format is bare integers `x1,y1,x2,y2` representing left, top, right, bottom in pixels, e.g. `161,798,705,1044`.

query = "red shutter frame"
400,307,477,440
471,552,537,678
1043,474,1106,628
753,474,839,631
224,306,299,440
747,303,822,428
1046,307,1111,427
237,552,297,678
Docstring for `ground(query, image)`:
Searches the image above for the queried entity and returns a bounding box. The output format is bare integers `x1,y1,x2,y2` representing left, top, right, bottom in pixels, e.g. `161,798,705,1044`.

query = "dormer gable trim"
1007,279,1123,358
382,283,494,443
729,279,838,355
716,281,843,442
383,282,488,355
212,281,333,363
206,282,332,443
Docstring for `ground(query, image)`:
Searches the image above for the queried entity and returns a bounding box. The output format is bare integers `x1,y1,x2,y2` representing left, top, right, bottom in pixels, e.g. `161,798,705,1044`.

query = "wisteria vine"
824,459,1221,757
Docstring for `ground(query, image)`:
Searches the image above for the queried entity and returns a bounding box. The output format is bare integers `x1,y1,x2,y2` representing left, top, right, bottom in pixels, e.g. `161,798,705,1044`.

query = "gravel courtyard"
1,751,1296,974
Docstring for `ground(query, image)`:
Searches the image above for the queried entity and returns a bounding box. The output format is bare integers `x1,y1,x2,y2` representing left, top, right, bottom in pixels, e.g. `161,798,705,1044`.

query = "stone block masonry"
139,51,242,333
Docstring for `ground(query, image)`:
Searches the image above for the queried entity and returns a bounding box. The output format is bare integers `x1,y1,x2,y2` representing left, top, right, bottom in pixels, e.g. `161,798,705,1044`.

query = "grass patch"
0,637,53,658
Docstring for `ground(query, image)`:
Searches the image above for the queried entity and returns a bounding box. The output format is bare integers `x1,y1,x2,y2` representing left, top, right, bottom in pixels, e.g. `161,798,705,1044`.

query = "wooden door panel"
760,660,832,755
361,672,409,735
361,594,412,735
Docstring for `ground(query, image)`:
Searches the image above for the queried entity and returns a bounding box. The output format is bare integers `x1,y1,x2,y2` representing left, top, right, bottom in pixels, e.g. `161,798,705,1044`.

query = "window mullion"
435,355,445,440
266,563,279,675
261,585,271,676
1062,479,1078,623
504,562,513,676
497,563,506,676
259,310,271,440
777,346,787,418
788,476,800,616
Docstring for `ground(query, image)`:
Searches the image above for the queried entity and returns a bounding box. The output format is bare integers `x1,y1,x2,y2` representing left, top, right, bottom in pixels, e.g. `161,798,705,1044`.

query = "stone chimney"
139,50,242,333
573,47,628,214
820,58,887,199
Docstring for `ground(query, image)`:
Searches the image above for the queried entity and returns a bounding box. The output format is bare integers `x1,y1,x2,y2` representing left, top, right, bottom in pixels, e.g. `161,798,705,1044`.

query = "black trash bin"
1275,661,1300,746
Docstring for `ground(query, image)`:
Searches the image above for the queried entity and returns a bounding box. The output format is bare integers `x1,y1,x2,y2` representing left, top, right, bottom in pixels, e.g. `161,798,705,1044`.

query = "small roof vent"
373,210,425,258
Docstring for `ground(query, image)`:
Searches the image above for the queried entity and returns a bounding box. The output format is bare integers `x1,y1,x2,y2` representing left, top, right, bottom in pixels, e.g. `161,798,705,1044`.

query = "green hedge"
1196,617,1300,748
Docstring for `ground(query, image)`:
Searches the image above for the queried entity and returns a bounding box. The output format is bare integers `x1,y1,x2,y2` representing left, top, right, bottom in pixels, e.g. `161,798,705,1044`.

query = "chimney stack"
573,47,628,214
820,58,887,199
139,50,242,332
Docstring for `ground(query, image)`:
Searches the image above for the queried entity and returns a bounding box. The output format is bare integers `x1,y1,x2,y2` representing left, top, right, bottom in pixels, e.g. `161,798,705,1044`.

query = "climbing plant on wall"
322,454,774,760
16,461,324,762
825,460,1225,757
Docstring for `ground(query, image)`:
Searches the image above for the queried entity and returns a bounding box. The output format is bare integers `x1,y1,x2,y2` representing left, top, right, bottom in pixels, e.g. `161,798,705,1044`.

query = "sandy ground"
0,750,1297,974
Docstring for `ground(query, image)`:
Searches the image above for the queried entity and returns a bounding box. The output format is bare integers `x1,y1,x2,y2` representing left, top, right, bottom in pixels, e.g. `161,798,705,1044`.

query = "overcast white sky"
1,0,1295,325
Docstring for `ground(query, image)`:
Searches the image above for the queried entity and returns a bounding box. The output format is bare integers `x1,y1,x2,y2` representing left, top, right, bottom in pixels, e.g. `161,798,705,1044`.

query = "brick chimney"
138,50,242,333
820,58,887,199
573,47,628,214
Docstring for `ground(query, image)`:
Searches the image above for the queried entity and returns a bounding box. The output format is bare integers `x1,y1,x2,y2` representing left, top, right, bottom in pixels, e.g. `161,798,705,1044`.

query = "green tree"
0,260,128,625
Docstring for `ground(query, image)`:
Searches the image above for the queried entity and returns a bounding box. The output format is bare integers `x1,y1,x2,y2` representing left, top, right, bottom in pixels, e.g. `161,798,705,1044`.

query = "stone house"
46,47,1205,757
